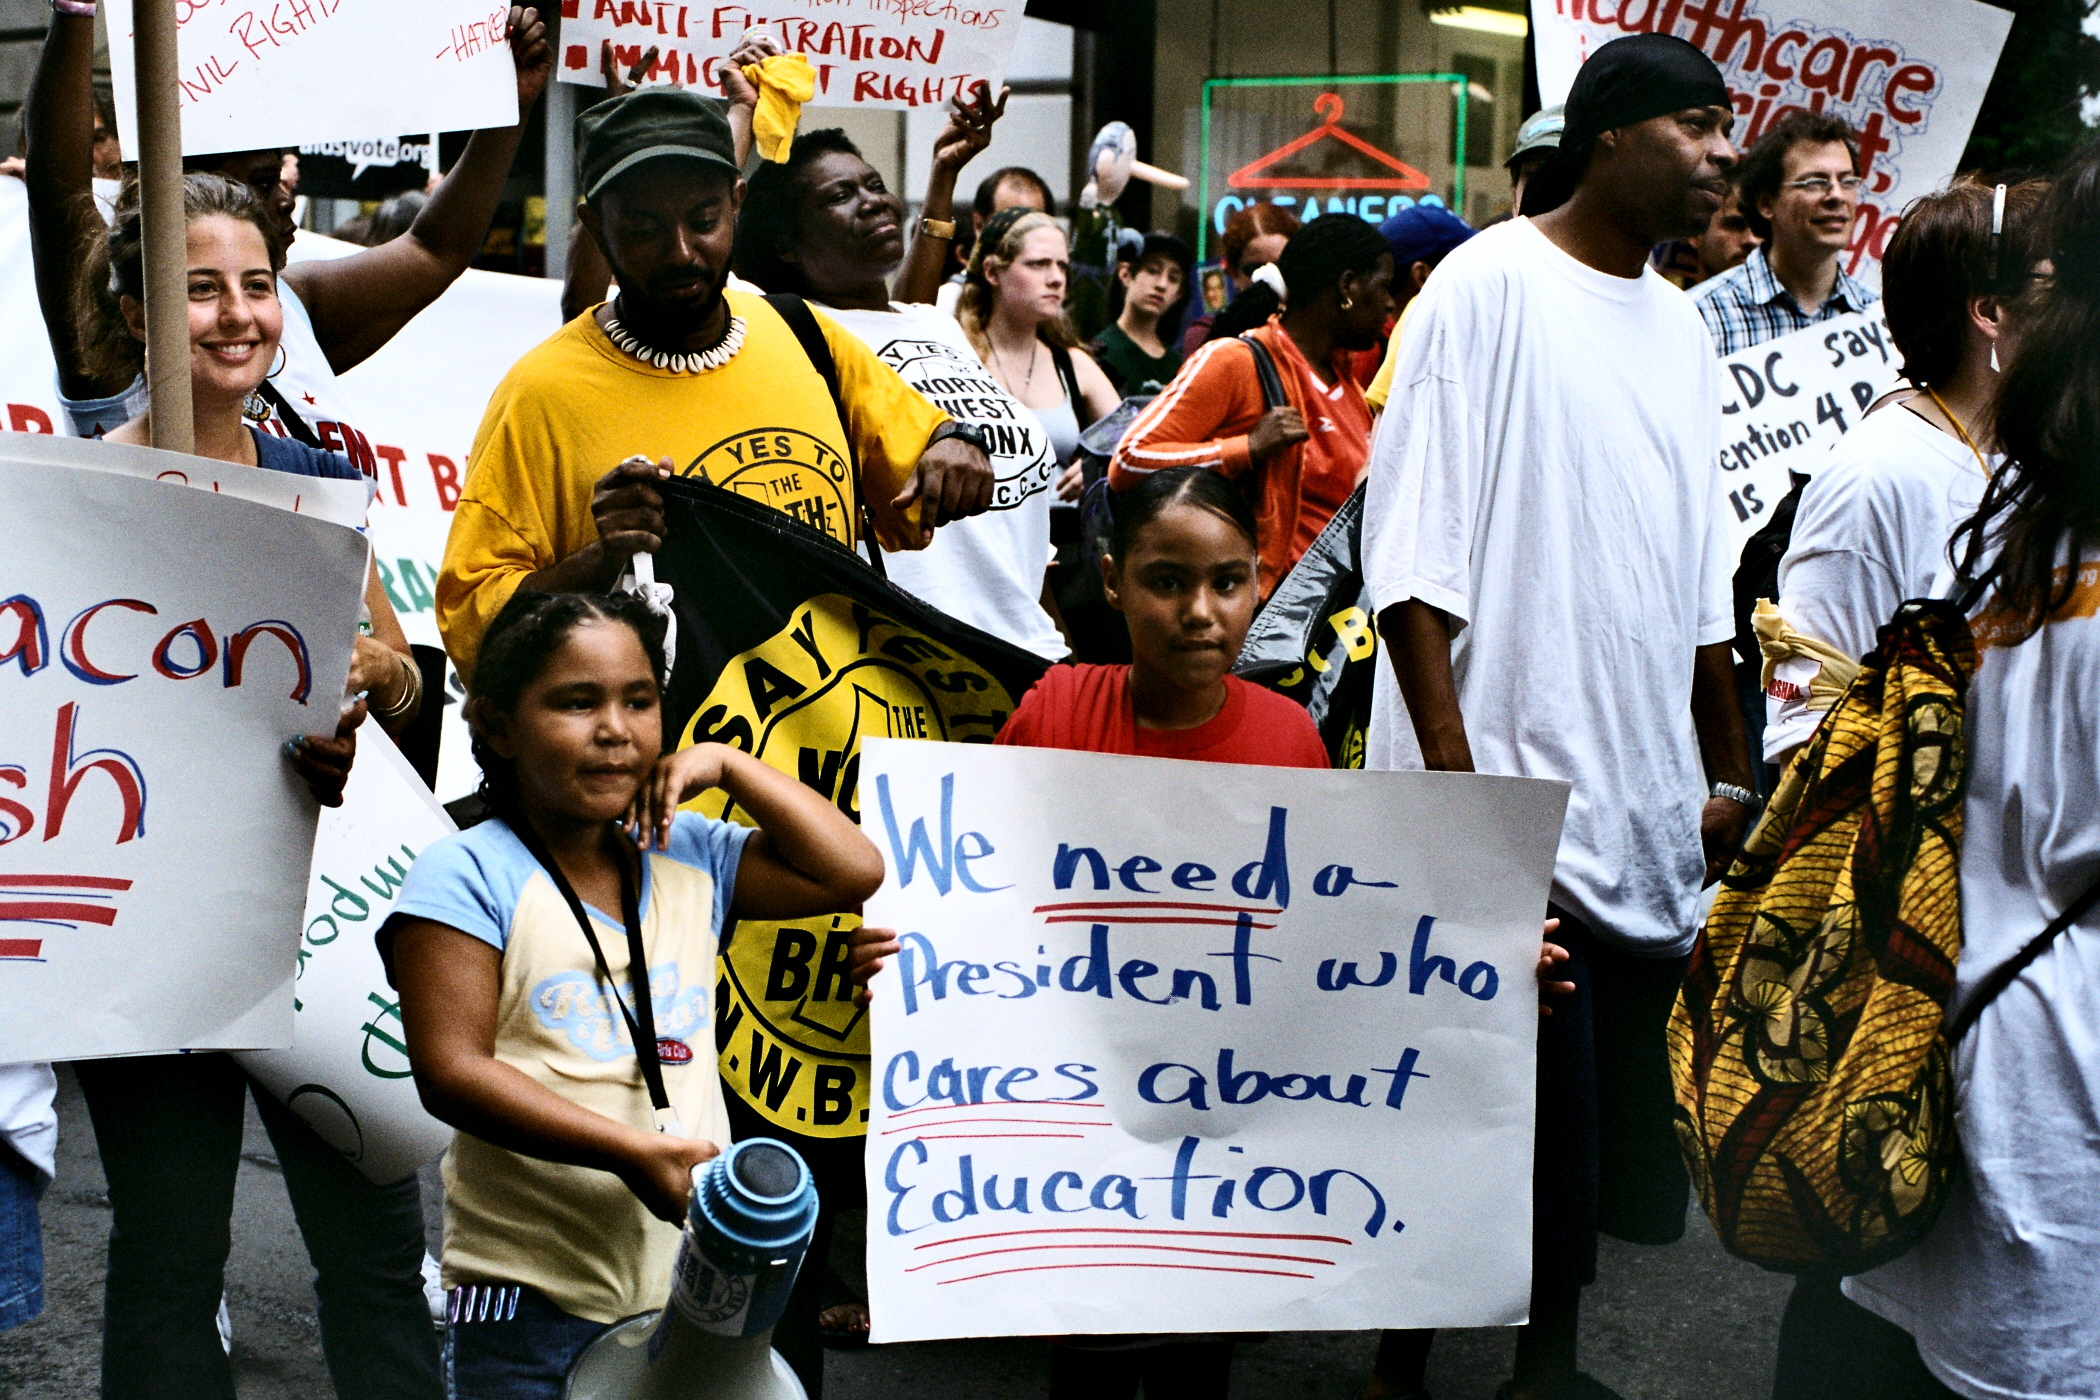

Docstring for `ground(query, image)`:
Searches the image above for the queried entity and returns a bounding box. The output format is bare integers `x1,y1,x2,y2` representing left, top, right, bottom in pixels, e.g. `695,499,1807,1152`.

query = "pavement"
0,1067,1791,1399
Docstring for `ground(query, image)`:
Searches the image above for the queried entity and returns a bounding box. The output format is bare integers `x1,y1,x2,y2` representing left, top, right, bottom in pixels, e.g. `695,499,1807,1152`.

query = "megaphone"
565,1138,820,1400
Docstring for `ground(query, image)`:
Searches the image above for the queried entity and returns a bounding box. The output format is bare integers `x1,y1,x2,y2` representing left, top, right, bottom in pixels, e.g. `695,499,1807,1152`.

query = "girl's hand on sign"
1537,918,1574,1015
849,925,902,1008
624,743,735,850
619,1131,720,1224
287,700,363,808
507,7,554,107
932,81,1012,176
602,39,664,98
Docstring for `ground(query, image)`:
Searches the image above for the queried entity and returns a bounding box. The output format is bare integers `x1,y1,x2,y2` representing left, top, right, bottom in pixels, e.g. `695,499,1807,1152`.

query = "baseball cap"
1506,105,1565,169
1380,204,1475,269
576,87,740,202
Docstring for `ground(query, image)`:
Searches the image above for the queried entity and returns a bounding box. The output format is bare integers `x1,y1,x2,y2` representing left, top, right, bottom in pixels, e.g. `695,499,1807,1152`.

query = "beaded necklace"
603,301,746,374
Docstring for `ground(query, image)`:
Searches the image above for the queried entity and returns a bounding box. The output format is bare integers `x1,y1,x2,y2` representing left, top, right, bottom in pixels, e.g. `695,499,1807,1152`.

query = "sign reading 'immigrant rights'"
860,740,1568,1341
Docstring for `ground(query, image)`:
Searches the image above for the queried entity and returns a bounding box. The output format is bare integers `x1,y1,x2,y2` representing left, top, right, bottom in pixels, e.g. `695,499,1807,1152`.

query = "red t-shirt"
996,663,1329,769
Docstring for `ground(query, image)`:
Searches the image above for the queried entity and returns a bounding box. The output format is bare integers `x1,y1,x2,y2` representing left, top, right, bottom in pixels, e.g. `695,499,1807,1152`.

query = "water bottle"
565,1138,820,1400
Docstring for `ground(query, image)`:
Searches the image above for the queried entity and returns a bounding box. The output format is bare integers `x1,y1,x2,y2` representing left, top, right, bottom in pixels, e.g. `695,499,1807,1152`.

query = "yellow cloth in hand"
1751,597,1859,712
742,53,817,163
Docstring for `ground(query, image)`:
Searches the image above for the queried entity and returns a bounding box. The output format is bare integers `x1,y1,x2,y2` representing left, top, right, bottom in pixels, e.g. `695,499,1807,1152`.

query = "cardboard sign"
104,0,519,158
860,740,1568,1341
237,729,457,1184
0,435,365,1064
1529,0,2013,288
556,0,1024,110
1714,309,1903,549
0,180,65,442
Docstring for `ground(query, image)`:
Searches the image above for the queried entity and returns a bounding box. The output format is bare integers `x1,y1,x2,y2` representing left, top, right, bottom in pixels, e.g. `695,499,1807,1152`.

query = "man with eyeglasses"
1690,111,1878,356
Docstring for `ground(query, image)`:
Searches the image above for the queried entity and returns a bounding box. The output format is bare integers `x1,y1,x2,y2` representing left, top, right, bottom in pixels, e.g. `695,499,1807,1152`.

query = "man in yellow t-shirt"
438,87,993,680
1364,204,1477,412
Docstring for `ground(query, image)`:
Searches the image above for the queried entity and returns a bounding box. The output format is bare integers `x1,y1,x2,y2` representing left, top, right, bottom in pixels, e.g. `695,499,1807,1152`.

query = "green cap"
1506,104,1565,168
576,87,740,202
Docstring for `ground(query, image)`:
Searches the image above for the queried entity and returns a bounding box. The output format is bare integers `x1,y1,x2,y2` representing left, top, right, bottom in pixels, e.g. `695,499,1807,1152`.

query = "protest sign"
653,479,1049,1143
556,0,1024,110
860,740,1569,1341
0,435,365,1064
104,0,520,158
0,180,64,442
1529,0,2013,287
1714,309,1904,550
238,729,456,1184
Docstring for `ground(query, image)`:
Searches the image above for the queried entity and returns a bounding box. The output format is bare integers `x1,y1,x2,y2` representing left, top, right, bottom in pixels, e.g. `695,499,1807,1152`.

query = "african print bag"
1668,596,1975,1274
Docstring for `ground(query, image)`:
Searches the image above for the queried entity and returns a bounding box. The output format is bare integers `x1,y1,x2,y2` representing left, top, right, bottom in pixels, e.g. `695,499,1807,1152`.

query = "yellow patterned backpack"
1669,596,1974,1273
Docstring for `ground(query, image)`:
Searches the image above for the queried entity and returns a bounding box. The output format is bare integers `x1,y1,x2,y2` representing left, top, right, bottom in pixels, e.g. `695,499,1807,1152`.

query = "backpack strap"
1048,342,1092,430
1238,332,1289,411
762,292,884,577
1948,867,2100,1042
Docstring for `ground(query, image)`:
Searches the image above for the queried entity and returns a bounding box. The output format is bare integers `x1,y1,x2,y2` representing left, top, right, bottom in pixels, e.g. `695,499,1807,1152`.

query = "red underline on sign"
907,1133,1091,1141
885,1101,1103,1121
0,940,44,959
936,1261,1318,1285
1032,901,1280,915
0,875,132,889
914,1226,1353,1249
1039,915,1276,928
0,901,117,925
880,1117,1113,1135
909,1242,1338,1273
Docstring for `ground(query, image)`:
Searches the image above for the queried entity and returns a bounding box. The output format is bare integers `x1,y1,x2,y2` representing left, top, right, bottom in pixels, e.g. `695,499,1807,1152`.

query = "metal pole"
544,79,575,278
131,0,192,454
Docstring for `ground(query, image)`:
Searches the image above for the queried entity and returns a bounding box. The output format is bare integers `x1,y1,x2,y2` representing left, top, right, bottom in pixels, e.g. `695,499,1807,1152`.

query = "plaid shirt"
1690,246,1879,357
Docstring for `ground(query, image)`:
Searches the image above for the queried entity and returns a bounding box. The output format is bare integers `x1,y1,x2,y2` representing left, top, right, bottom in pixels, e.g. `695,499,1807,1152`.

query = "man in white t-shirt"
1359,34,1754,1400
733,121,1067,661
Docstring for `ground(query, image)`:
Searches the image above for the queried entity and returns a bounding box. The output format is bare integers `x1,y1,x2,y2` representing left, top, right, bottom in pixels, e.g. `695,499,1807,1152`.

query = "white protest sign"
859,740,1569,1342
1714,308,1903,550
556,0,1023,109
104,0,519,158
0,179,65,441
288,233,566,799
0,435,365,1064
238,729,456,1184
1529,0,2012,287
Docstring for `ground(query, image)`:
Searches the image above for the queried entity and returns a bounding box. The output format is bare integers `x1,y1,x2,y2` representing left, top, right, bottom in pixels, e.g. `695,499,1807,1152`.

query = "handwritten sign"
0,435,365,1064
859,739,1568,1341
238,729,456,1184
0,181,63,443
1529,0,2012,287
556,0,1024,110
104,0,519,158
1714,309,1903,548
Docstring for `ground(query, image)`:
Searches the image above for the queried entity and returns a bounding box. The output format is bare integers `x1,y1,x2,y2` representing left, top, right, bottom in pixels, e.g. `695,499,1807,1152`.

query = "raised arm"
894,82,1007,306
23,9,121,399
283,7,553,374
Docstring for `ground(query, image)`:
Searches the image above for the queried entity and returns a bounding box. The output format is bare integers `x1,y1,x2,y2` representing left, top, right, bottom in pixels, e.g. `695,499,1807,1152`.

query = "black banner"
653,478,1051,1143
1233,482,1377,769
293,137,436,201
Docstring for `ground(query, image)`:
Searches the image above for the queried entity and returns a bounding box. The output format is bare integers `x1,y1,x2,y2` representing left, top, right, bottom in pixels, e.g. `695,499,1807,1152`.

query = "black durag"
1520,33,1730,217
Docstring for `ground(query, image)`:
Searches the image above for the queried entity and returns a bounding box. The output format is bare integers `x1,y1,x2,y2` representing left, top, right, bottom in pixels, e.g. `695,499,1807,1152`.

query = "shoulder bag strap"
512,820,674,1124
1048,342,1090,430
762,293,885,578
254,380,324,449
1949,867,2100,1042
1238,332,1289,411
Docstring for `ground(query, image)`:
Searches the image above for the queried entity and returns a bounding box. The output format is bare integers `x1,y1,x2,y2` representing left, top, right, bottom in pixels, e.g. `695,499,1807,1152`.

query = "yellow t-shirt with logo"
438,290,947,680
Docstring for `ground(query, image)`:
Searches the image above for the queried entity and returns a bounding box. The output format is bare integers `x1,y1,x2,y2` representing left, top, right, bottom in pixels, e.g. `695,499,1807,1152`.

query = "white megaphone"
565,1138,820,1400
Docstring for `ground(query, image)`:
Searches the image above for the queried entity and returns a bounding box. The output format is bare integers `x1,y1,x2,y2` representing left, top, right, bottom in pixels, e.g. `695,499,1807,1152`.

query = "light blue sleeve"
388,823,537,952
664,813,755,936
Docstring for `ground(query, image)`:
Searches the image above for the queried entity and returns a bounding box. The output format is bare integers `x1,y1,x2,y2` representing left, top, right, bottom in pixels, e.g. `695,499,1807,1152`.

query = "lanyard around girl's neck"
515,820,677,1133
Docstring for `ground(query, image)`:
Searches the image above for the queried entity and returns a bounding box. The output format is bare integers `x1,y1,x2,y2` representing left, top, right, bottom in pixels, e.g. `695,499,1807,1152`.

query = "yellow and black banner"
654,479,1051,1143
1235,482,1375,770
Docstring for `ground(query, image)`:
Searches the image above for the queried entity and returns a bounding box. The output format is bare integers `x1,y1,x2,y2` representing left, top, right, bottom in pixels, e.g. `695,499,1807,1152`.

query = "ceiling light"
1430,7,1529,37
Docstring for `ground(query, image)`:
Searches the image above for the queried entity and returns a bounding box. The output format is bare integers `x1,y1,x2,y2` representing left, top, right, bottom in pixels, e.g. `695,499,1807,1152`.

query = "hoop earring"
1340,294,1354,310
267,345,287,379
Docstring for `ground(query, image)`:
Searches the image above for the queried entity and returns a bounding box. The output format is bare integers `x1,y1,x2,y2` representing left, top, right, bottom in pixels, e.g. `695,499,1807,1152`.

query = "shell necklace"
604,303,746,374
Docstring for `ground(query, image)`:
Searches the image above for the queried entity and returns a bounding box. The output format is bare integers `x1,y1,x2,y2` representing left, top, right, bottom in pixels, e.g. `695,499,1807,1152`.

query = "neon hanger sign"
1228,94,1432,193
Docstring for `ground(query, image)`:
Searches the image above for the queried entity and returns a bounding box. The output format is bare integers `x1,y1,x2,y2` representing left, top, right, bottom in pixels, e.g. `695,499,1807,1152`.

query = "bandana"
1521,34,1730,217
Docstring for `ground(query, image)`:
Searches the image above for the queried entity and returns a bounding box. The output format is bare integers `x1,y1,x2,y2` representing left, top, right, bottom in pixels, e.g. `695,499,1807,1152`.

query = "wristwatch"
919,215,957,240
1711,781,1758,809
928,419,991,457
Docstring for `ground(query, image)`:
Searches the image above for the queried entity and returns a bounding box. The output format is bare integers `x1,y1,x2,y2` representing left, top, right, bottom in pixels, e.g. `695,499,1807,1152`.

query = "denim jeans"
73,1052,442,1400
445,1284,612,1400
0,1144,42,1332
